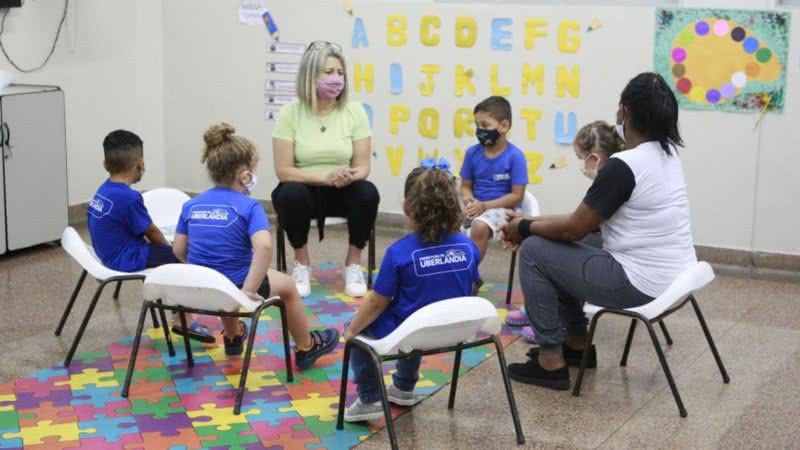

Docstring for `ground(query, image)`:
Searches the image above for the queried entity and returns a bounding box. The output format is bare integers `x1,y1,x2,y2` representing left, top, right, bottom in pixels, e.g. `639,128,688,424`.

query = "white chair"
120,263,293,415
142,187,190,243
56,227,159,367
572,262,730,417
504,191,540,304
276,217,376,289
335,296,525,450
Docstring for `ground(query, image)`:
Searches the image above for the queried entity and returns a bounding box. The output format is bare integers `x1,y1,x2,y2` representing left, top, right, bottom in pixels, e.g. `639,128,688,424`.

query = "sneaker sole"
387,395,419,407
345,288,367,297
296,332,340,370
344,410,385,423
525,349,598,369
508,371,570,390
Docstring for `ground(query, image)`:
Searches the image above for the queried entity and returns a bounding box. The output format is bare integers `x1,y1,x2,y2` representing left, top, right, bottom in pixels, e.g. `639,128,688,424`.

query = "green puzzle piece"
73,351,111,364
113,366,172,385
123,395,185,419
0,410,19,430
293,415,366,438
195,423,259,449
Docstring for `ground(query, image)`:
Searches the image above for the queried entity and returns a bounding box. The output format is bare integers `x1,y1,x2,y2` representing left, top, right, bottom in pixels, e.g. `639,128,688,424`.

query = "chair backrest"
519,191,540,216
358,296,502,355
61,227,122,280
142,188,190,230
628,262,715,319
143,264,260,312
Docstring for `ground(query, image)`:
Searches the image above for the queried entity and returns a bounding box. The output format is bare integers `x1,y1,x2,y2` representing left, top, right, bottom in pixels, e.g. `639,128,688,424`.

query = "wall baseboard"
68,199,800,275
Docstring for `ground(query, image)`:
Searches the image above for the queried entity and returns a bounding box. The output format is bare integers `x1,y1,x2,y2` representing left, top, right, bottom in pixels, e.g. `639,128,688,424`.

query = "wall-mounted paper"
343,0,353,15
352,17,369,48
261,10,279,40
265,95,294,106
491,18,513,51
554,112,578,144
390,63,403,95
239,0,265,25
265,104,282,120
549,156,568,169
267,42,305,54
587,17,603,32
266,62,299,74
265,79,296,93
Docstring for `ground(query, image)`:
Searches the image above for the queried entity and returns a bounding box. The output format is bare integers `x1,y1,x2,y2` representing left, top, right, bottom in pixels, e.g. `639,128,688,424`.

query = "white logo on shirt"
493,173,511,181
87,193,113,219
191,208,230,221
418,248,467,268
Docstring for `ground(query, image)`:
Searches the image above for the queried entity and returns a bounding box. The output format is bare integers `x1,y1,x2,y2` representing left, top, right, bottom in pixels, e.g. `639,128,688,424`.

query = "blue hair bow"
420,157,452,175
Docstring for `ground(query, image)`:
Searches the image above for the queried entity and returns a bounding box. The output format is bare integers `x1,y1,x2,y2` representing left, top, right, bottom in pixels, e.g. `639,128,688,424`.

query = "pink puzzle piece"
14,376,71,398
250,416,305,441
179,386,236,411
65,433,143,450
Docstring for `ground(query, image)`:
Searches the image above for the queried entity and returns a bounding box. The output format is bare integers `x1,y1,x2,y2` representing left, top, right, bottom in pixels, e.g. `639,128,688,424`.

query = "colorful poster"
654,9,790,113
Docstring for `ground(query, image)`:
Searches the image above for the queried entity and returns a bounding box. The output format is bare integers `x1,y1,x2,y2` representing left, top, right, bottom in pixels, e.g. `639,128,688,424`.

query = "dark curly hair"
404,168,463,243
620,72,683,155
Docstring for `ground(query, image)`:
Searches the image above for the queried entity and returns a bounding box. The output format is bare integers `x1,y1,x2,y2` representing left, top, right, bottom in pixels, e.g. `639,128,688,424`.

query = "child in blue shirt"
172,122,338,367
343,162,481,422
87,129,214,343
460,96,528,263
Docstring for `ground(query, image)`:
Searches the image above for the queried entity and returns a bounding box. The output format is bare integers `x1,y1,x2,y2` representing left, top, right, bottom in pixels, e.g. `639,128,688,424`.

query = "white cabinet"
0,85,67,254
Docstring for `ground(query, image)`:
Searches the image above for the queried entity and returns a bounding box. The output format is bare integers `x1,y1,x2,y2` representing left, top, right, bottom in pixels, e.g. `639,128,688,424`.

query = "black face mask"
476,128,500,147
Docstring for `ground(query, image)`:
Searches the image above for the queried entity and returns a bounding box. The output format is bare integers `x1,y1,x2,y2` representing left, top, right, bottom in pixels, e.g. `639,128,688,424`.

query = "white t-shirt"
583,141,697,297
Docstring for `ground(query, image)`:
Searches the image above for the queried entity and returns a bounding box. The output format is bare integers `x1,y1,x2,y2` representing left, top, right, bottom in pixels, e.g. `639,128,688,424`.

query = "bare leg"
268,269,312,350
470,221,492,262
294,245,311,266
345,245,363,266
221,315,243,338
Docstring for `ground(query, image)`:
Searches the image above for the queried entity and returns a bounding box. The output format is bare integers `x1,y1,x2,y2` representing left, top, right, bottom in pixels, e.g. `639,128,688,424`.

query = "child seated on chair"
87,130,214,343
343,161,481,422
460,96,528,267
171,122,339,367
505,121,622,342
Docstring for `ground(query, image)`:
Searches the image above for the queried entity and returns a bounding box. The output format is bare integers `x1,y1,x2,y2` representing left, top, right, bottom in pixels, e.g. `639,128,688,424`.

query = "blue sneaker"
223,321,248,356
295,328,339,370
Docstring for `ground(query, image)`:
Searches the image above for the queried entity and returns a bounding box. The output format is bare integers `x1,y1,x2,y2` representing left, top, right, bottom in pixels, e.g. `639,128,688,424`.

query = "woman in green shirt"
272,41,378,299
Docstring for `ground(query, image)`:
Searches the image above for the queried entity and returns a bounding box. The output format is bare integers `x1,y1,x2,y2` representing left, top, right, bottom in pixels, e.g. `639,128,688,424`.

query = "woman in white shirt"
500,72,696,390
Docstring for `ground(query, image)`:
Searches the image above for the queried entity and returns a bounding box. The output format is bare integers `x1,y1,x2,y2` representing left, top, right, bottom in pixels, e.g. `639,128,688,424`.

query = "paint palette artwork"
654,9,790,112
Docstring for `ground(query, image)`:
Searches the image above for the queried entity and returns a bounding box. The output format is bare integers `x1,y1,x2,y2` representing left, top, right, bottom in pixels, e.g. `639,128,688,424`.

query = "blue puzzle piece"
79,414,138,442
307,432,366,450
173,375,230,394
0,428,22,449
242,399,299,426
27,365,69,382
71,385,124,408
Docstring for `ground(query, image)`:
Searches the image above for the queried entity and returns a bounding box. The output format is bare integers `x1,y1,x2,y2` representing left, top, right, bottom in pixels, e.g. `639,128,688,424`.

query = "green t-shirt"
272,100,372,175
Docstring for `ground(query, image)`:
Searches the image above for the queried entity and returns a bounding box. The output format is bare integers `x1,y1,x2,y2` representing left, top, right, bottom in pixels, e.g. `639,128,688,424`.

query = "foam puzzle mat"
0,263,523,449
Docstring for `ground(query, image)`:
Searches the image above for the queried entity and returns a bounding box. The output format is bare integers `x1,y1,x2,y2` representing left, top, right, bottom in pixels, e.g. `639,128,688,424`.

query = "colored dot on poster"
743,37,759,53
745,62,760,77
731,27,746,42
756,47,772,63
713,20,729,36
731,72,747,88
676,78,692,94
679,30,695,46
706,89,721,104
695,21,710,36
671,47,687,63
672,64,686,78
720,83,736,98
688,86,706,103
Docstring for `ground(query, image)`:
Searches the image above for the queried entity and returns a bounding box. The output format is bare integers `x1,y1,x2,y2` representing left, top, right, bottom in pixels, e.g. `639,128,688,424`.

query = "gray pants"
519,234,653,355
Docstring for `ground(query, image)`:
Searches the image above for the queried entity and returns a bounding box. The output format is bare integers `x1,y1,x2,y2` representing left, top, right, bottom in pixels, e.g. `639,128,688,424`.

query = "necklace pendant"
320,126,326,132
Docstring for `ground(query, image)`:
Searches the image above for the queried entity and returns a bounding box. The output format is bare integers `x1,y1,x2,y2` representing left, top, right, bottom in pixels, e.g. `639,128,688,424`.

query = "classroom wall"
0,0,165,204
161,0,800,256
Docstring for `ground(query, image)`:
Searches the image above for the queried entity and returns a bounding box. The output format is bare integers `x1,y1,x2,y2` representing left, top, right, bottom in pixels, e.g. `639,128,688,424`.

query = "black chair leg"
156,301,175,357
276,225,287,272
644,319,687,417
505,251,517,304
64,281,109,366
149,305,160,329
659,320,673,346
178,310,193,368
374,353,399,450
112,281,123,300
122,301,151,397
573,311,603,396
278,302,294,382
620,319,637,367
368,228,376,290
235,314,262,414
493,336,525,445
690,296,730,384
55,270,87,336
336,341,353,430
448,347,463,409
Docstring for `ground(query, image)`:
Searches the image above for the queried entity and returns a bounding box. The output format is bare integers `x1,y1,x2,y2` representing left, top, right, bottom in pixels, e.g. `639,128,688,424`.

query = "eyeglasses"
305,41,343,54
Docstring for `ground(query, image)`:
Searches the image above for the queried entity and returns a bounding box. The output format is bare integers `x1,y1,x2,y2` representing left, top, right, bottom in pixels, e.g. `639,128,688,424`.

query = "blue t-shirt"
87,179,152,272
368,233,481,339
176,187,271,286
459,142,528,202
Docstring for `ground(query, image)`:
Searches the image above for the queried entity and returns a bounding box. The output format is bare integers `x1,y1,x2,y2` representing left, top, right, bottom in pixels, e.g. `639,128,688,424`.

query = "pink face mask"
316,74,344,99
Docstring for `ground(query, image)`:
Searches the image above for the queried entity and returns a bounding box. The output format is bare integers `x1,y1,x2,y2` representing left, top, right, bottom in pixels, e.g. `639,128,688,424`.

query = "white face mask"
579,154,598,180
615,119,626,143
244,171,258,194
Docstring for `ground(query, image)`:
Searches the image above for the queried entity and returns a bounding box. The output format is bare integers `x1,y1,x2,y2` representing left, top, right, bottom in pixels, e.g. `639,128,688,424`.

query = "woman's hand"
326,168,358,188
500,217,525,249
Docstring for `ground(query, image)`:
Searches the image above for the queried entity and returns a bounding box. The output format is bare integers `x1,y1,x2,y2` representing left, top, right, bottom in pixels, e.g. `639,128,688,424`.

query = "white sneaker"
343,398,384,422
344,264,367,297
386,383,423,406
292,262,311,298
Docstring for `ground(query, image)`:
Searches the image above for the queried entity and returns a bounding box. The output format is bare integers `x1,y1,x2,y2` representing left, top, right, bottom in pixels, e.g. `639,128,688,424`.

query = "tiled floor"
1,225,798,449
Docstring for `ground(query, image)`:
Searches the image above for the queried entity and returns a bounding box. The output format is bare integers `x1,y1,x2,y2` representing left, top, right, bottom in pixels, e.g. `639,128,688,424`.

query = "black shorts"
238,276,271,299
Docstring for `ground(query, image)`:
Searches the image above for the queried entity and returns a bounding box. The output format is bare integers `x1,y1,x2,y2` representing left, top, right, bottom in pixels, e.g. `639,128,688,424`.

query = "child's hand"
242,290,264,302
465,200,486,218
